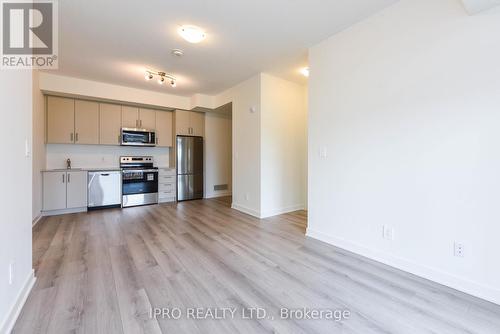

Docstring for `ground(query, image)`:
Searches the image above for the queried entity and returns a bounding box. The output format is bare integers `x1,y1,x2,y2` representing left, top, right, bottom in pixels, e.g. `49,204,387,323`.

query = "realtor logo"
1,0,58,69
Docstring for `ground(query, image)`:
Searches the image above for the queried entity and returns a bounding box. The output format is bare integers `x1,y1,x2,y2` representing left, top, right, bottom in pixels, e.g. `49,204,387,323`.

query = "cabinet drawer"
159,190,176,198
159,169,176,176
159,175,175,183
159,183,175,193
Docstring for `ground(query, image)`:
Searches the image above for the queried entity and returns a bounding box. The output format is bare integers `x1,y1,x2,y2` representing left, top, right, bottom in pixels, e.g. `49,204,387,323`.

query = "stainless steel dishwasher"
88,171,122,209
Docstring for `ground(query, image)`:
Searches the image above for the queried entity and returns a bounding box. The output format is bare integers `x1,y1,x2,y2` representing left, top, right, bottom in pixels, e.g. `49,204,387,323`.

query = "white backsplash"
46,144,170,169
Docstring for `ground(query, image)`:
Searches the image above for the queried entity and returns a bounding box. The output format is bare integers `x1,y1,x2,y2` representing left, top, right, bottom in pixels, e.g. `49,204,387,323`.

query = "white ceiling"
54,0,397,96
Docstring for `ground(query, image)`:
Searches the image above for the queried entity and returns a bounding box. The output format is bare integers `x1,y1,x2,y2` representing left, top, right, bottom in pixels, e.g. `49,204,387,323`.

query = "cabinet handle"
70,133,74,142
62,174,65,183
75,133,79,142
140,120,143,128
68,173,71,183
136,119,138,128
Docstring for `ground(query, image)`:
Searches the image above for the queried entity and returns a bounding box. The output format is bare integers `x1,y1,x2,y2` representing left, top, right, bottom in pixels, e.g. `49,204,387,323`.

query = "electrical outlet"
9,262,14,285
383,225,395,240
319,147,327,159
244,193,250,201
454,242,465,258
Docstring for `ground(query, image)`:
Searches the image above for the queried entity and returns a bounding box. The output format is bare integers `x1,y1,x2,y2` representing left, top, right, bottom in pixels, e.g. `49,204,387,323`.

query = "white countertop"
42,166,174,172
42,167,122,172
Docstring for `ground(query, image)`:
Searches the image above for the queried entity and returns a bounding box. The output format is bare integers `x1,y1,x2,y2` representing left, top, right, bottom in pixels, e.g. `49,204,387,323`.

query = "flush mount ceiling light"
300,67,310,77
178,25,206,43
171,48,184,57
145,70,177,87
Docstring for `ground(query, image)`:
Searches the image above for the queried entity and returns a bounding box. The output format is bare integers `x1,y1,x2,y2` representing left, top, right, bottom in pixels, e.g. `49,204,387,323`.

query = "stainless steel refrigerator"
177,136,204,201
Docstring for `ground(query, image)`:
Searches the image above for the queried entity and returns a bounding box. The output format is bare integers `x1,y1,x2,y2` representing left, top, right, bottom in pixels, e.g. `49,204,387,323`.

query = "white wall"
0,71,34,332
46,144,170,169
260,74,307,217
216,75,262,216
32,71,46,222
204,109,232,199
308,0,500,304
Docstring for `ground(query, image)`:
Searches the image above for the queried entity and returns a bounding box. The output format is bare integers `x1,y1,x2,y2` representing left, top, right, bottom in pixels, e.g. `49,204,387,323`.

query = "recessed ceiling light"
178,25,206,43
300,67,309,77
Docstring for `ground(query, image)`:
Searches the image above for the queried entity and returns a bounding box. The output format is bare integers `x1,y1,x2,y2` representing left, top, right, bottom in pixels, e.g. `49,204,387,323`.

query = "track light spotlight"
144,70,177,88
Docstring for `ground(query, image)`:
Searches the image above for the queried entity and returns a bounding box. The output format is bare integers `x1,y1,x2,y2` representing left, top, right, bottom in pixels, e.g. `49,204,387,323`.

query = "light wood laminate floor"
14,197,500,333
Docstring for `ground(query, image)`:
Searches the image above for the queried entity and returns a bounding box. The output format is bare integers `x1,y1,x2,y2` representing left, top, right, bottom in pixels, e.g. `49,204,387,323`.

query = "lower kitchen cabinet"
43,170,88,212
158,168,176,203
66,171,88,208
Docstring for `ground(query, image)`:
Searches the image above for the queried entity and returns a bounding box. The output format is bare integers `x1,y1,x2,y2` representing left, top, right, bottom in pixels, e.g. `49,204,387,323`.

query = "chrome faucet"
66,158,72,169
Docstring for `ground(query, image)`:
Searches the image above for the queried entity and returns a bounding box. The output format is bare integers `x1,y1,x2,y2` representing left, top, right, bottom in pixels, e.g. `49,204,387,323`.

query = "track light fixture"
144,70,177,88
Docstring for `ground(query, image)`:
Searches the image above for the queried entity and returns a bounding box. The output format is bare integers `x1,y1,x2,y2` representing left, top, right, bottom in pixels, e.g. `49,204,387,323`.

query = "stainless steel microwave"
121,128,156,147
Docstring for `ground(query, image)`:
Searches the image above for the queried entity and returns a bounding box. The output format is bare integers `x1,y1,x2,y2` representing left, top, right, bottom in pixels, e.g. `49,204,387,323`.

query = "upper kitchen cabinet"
175,110,191,135
100,103,122,145
122,106,156,129
47,96,75,144
190,111,205,137
155,111,173,147
139,108,156,130
74,100,99,144
175,110,205,137
121,106,139,128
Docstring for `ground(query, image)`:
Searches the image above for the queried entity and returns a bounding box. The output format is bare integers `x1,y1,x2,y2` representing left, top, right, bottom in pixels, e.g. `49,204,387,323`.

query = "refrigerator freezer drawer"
177,174,203,201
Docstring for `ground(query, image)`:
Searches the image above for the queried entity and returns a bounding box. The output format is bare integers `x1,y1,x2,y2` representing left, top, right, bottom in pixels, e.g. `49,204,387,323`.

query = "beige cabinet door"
155,111,173,147
122,106,139,128
175,110,190,135
74,100,99,144
139,108,156,130
47,96,75,144
43,171,67,211
190,111,205,137
66,171,88,208
100,103,122,145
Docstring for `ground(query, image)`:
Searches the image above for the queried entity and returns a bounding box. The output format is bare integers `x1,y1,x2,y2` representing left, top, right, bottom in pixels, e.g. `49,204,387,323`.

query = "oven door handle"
122,169,158,173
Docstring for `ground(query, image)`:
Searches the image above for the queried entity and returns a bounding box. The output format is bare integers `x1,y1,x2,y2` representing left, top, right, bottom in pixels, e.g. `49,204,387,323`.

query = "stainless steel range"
120,156,158,207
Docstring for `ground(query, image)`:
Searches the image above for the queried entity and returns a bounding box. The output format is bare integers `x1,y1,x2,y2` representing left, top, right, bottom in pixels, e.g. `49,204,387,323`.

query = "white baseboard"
0,269,36,334
231,203,261,218
205,191,232,199
260,204,305,219
231,203,305,219
41,207,87,217
32,214,42,228
306,228,500,306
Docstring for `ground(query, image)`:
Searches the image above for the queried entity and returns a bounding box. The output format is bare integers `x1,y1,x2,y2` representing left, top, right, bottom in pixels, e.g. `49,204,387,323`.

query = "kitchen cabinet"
175,110,191,135
43,170,88,211
190,111,205,136
122,107,156,129
75,100,99,144
158,168,176,203
155,111,173,147
99,103,122,145
47,96,75,144
121,106,139,128
175,110,204,137
42,171,67,211
66,171,88,208
139,108,156,130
